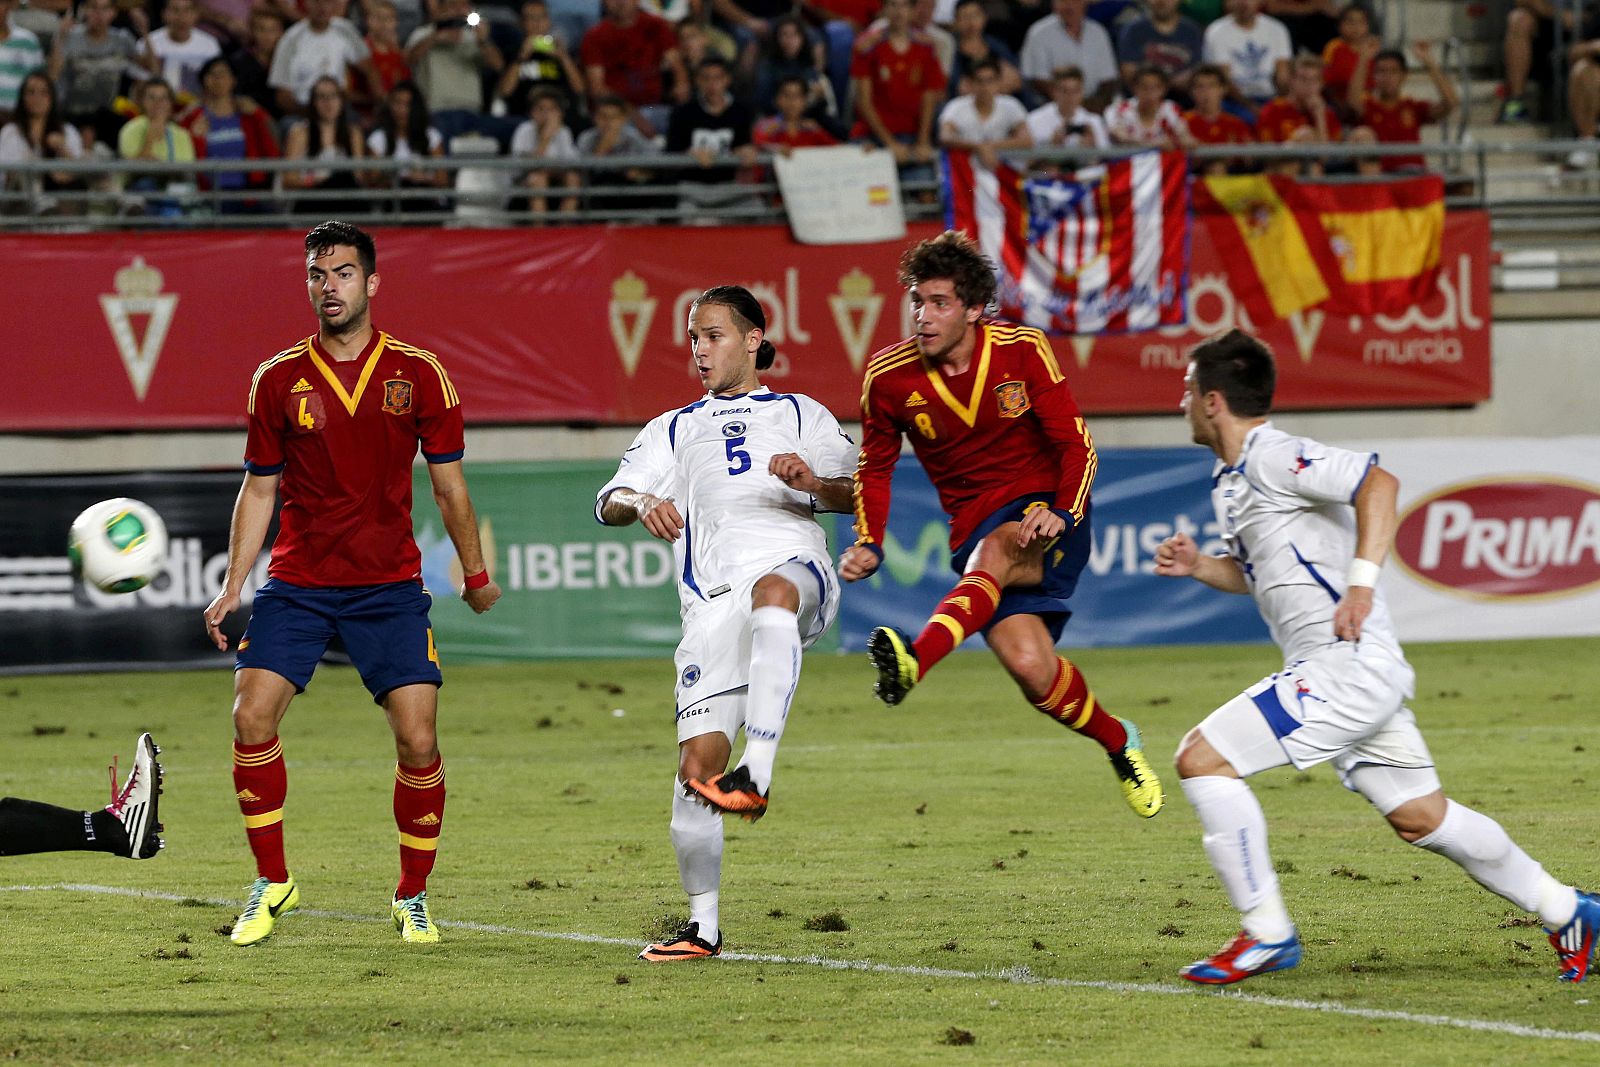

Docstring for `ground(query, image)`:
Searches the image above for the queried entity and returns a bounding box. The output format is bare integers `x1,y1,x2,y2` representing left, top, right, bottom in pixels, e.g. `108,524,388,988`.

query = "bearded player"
203,221,501,947
839,230,1163,819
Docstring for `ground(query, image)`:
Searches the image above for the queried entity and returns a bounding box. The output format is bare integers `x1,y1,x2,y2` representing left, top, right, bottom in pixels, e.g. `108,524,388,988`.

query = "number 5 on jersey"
725,435,751,475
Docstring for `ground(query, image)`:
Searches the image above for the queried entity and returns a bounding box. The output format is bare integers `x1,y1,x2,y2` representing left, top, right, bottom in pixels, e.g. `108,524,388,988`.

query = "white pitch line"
4,882,1598,1044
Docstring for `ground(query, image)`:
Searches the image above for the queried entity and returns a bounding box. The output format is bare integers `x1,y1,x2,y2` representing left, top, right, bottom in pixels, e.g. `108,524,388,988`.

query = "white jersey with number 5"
1210,422,1403,666
596,386,857,615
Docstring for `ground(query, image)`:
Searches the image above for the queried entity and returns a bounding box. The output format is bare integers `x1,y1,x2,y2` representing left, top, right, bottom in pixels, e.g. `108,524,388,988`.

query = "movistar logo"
863,521,950,586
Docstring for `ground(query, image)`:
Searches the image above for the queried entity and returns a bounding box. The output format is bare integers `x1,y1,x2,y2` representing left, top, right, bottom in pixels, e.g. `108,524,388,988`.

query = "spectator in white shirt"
143,0,221,100
268,0,376,111
367,79,447,210
511,86,579,216
1019,0,1118,106
937,56,1028,169
1104,63,1194,147
1025,64,1108,149
1201,0,1292,107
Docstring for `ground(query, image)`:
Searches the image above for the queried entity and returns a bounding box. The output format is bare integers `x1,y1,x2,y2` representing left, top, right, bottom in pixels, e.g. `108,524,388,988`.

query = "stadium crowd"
0,0,1573,217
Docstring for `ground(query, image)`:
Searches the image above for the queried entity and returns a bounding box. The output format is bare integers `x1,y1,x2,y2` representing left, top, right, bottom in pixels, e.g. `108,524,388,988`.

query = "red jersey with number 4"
853,321,1097,551
244,330,465,587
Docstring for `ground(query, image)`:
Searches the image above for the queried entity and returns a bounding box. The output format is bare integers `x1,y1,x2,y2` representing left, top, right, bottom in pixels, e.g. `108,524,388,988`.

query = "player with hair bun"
597,285,858,962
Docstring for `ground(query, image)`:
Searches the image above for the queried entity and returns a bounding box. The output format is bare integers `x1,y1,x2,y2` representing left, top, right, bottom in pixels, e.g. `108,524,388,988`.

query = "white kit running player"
1155,329,1600,985
596,285,857,963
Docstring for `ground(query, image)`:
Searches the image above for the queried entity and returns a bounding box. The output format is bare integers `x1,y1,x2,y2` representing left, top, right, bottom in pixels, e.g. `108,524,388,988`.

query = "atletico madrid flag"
942,150,1190,335
1193,172,1445,323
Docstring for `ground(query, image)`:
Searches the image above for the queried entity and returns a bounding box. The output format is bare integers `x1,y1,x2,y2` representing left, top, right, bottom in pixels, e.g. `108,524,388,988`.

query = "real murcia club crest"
100,256,178,401
828,268,884,373
609,271,657,377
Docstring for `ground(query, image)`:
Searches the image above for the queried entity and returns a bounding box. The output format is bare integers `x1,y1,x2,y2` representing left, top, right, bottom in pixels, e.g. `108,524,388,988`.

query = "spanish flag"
1194,173,1444,323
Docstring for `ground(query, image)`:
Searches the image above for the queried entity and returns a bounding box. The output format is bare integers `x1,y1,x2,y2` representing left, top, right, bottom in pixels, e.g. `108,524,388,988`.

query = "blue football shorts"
950,494,1093,643
237,578,442,703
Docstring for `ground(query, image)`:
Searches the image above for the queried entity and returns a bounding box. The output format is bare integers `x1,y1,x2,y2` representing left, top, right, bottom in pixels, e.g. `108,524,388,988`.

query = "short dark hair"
969,56,1001,79
898,230,996,312
592,93,628,113
529,87,567,113
305,221,377,276
1190,329,1276,417
692,284,777,370
1051,65,1084,85
198,55,236,82
1191,62,1230,89
773,74,810,97
1132,63,1168,86
1373,48,1407,71
696,56,732,78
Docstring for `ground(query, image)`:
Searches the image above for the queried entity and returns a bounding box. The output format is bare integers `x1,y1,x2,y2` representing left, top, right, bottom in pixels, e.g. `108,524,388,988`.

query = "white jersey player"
596,285,858,963
1154,329,1599,986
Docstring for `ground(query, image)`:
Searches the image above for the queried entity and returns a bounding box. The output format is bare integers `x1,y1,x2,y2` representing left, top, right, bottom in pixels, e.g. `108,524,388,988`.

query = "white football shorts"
1196,641,1439,798
673,553,838,744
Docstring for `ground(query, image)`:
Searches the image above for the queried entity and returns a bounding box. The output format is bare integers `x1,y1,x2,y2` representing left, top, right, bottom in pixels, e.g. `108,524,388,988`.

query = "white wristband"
1346,558,1382,589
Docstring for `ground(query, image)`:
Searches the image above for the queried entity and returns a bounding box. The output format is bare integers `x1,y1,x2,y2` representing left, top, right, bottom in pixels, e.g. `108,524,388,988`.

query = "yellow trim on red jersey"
987,323,1066,385
246,344,307,416
922,325,993,428
1067,416,1097,521
306,335,387,417
388,337,460,408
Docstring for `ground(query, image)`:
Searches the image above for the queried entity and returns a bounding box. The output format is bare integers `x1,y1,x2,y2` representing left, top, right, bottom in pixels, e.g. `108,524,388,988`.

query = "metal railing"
6,138,1600,230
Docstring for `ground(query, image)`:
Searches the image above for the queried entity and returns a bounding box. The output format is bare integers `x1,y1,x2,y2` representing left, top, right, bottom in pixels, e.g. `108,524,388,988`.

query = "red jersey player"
202,221,502,948
838,231,1163,819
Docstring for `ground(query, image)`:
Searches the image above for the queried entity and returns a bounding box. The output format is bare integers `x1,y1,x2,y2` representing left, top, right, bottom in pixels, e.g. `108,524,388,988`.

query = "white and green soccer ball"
68,498,169,594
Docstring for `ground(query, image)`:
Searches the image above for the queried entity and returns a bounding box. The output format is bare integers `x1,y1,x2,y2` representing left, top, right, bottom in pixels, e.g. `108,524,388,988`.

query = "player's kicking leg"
0,733,164,859
689,568,819,821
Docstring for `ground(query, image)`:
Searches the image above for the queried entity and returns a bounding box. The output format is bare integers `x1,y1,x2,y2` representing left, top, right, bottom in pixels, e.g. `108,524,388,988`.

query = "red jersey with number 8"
243,330,465,587
853,321,1097,551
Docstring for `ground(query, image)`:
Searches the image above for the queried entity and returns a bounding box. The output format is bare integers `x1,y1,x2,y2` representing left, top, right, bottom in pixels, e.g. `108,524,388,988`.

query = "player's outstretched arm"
1154,531,1251,594
1333,464,1399,642
428,460,502,614
204,472,280,650
769,453,854,513
599,488,685,543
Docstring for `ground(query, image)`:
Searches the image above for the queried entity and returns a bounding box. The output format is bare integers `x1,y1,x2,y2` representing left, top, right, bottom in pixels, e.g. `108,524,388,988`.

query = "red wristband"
463,569,490,590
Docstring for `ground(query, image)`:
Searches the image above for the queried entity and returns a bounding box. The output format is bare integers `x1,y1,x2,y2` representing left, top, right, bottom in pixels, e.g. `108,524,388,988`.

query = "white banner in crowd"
773,146,906,245
1354,436,1600,642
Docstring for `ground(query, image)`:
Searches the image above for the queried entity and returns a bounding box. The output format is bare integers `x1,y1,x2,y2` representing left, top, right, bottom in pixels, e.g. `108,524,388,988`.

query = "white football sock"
737,605,801,795
1180,775,1295,943
1413,799,1576,926
670,779,723,941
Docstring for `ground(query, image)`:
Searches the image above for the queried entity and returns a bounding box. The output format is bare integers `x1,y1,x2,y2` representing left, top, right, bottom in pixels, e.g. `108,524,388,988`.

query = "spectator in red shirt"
1185,62,1254,172
363,0,412,97
754,73,840,153
1319,2,1376,116
580,0,689,134
1346,39,1456,172
851,0,945,174
1256,52,1339,173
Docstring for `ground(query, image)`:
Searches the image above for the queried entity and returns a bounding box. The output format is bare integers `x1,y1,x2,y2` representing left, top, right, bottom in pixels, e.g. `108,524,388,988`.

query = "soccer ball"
68,498,169,594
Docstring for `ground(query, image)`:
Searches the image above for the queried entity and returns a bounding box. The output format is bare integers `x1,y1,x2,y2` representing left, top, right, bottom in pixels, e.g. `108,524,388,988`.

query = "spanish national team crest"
994,380,1030,418
382,379,413,414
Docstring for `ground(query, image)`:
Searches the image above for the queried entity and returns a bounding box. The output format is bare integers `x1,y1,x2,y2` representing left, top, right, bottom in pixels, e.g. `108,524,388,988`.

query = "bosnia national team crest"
994,380,1029,418
681,664,701,688
382,379,413,414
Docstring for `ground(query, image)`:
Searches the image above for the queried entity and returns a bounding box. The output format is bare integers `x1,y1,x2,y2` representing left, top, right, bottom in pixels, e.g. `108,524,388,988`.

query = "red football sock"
1032,657,1128,753
911,570,1002,678
394,756,445,899
233,737,289,883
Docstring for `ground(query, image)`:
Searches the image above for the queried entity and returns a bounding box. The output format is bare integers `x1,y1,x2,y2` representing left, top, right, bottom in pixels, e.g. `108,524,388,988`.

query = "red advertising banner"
0,213,1489,432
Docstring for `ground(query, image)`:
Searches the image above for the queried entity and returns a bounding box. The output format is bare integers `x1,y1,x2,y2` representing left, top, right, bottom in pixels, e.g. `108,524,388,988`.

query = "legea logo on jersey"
609,271,657,377
101,257,179,401
1393,477,1600,599
828,269,884,372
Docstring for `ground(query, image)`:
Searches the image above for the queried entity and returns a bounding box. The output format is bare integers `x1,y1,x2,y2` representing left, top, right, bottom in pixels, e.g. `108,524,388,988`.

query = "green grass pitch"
1,637,1597,1064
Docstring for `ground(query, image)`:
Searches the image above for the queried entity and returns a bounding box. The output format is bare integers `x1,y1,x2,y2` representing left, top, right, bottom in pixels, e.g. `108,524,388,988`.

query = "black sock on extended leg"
0,797,127,856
